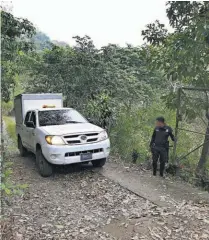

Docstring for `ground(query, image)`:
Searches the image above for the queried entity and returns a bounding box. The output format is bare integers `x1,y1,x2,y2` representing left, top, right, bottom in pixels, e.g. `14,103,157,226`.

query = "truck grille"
65,148,103,157
63,132,99,145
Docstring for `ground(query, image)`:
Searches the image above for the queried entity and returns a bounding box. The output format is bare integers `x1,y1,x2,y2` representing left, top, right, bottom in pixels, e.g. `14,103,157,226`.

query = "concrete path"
101,161,209,208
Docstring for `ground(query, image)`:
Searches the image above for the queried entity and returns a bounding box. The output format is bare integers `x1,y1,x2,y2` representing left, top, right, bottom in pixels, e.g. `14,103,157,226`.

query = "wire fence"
173,87,209,185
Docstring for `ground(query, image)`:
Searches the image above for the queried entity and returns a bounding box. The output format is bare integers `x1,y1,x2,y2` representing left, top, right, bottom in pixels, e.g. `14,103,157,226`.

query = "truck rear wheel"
18,137,27,157
91,158,106,167
36,149,53,177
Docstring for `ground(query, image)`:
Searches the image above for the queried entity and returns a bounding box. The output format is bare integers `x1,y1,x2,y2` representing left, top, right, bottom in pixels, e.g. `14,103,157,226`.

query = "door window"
30,112,36,127
24,111,31,125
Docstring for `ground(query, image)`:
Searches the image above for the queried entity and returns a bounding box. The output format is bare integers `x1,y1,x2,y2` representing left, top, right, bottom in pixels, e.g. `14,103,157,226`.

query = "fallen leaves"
2,148,209,240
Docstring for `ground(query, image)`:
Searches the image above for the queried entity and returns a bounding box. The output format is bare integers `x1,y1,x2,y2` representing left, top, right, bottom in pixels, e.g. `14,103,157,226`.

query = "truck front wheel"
18,137,27,157
91,158,106,167
36,149,53,177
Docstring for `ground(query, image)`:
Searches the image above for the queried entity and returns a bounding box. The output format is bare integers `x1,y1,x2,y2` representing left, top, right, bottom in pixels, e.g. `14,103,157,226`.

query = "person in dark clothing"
150,117,175,177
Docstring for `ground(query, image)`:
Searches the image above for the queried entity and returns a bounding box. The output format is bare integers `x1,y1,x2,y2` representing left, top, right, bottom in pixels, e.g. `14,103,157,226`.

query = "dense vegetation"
1,2,209,182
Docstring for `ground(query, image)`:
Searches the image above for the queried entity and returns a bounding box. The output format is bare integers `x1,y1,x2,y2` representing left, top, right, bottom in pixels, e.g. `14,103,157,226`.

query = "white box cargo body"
14,93,63,125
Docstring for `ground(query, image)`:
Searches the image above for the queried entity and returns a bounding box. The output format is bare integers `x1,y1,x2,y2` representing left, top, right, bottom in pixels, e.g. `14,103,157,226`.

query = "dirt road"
2,134,209,240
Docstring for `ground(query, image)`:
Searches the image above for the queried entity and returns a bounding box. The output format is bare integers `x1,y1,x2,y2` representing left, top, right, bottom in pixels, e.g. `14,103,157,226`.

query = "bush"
1,116,27,198
3,116,16,142
110,98,209,180
110,100,176,162
2,101,13,116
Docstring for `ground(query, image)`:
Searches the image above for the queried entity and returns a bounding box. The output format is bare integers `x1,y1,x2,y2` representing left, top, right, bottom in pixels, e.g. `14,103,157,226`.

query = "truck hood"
40,123,104,135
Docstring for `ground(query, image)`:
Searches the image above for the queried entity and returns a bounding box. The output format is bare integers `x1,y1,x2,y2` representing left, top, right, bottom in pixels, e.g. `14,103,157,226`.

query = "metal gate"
172,87,209,181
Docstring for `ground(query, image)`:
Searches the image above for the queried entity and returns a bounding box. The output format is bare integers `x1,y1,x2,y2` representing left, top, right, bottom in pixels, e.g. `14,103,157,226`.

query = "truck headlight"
98,131,108,141
45,136,65,145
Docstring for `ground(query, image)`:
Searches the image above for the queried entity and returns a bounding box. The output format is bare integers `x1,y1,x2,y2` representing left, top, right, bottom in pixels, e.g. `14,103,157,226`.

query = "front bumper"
41,139,110,165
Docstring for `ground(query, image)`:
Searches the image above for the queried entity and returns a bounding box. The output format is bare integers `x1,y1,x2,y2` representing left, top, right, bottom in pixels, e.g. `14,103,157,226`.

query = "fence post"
173,88,181,168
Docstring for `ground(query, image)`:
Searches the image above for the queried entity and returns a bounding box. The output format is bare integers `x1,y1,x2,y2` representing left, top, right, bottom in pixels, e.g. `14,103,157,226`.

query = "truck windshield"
38,109,88,126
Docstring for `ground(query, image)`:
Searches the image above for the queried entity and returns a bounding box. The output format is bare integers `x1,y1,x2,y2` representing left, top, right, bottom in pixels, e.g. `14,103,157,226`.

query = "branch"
181,90,207,125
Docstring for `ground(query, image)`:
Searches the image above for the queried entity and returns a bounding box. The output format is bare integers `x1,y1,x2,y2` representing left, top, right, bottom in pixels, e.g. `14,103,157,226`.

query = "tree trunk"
196,121,209,173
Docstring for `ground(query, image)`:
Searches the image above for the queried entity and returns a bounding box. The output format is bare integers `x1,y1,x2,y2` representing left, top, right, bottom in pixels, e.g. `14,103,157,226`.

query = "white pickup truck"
14,94,110,177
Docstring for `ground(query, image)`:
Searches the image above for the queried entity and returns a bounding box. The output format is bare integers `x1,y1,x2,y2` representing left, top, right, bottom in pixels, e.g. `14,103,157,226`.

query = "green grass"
3,116,16,142
2,101,13,115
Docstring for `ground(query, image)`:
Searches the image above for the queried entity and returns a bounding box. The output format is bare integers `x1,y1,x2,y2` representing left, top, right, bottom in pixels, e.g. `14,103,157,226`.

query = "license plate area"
80,153,92,161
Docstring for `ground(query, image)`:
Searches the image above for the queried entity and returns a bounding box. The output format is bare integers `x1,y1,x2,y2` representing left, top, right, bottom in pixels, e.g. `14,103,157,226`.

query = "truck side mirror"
26,121,35,128
87,118,93,123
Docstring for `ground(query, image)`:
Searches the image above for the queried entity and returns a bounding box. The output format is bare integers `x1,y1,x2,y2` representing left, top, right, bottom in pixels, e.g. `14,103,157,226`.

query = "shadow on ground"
20,152,100,176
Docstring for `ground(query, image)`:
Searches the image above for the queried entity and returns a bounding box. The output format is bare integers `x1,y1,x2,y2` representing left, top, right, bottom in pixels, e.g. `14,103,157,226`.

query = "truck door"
22,111,31,148
27,111,37,153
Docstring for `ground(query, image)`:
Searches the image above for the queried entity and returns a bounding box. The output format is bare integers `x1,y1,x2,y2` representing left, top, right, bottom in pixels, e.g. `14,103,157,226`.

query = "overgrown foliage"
25,38,162,109
1,2,209,181
142,1,209,175
3,117,16,142
2,117,28,198
1,9,35,102
1,9,32,204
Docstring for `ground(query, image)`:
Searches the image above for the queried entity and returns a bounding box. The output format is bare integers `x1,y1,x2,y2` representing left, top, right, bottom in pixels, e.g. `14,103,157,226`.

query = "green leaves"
141,2,209,172
4,188,11,195
1,9,35,102
26,36,163,118
142,20,168,45
142,2,209,116
1,182,28,196
166,1,208,30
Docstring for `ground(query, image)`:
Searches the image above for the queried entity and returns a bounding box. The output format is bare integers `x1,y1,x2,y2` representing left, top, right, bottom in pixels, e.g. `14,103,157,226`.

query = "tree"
1,9,35,102
26,36,163,121
32,31,52,51
142,1,209,173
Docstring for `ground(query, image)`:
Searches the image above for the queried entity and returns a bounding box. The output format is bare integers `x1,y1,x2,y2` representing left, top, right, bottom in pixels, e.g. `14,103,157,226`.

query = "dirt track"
2,131,209,240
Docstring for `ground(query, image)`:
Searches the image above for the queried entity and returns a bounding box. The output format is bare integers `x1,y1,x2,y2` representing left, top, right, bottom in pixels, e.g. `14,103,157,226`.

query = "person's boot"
153,168,157,176
160,162,165,177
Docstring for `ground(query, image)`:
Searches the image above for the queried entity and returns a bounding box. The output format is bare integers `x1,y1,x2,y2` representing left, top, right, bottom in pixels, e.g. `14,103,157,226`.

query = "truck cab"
14,94,110,177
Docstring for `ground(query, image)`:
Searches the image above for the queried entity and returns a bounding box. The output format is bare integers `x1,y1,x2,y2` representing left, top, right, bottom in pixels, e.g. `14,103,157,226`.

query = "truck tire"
18,137,27,157
36,149,53,177
91,158,106,167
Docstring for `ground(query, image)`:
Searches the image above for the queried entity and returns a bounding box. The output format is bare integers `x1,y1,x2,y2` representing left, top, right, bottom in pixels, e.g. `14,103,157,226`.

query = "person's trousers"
166,147,169,163
152,147,167,176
